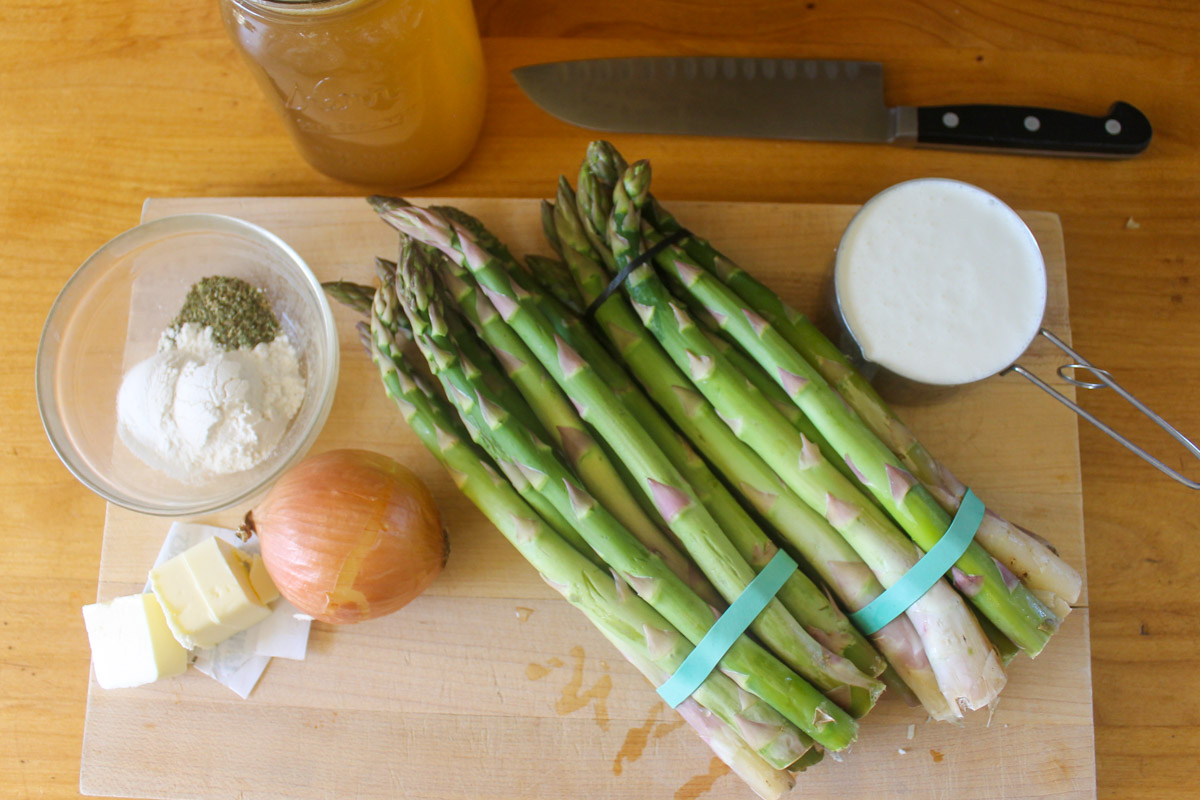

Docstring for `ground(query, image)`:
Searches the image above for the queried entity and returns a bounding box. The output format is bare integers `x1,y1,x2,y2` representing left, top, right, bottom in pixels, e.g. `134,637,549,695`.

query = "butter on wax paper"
82,593,189,689
150,536,273,649
144,522,312,698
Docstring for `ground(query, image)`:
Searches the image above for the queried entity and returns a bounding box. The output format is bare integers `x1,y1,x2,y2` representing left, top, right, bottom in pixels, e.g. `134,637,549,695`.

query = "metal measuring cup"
832,178,1199,489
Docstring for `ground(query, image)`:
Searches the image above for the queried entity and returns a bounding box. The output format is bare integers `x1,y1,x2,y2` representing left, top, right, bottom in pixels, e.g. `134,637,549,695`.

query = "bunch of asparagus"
324,141,1081,798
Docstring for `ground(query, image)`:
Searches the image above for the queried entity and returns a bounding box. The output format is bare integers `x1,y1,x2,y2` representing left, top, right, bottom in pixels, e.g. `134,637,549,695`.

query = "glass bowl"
36,213,339,516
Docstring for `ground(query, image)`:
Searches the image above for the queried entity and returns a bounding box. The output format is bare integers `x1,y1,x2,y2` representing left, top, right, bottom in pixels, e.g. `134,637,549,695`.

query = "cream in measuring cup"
834,178,1047,386
833,178,1200,488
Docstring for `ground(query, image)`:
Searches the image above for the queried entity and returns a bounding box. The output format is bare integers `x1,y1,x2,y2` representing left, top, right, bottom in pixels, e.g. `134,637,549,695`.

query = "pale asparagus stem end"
976,512,1081,619
678,700,796,800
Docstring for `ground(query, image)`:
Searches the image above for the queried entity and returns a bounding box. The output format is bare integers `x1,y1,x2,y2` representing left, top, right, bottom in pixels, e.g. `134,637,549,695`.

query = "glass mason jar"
219,0,487,187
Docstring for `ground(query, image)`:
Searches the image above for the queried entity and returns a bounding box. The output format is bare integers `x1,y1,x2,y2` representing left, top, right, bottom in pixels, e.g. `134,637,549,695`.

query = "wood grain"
68,196,1091,800
2,3,1198,800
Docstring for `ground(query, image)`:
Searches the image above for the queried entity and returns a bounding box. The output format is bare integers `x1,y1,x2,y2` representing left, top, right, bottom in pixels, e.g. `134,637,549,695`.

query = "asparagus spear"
584,143,1026,660
694,306,858,485
575,169,618,270
639,218,1060,656
442,205,894,716
418,236,707,591
329,269,603,563
417,330,856,751
612,634,803,799
399,224,868,746
573,151,975,712
376,196,860,750
365,307,809,783
388,260,614,561
634,238,1032,661
443,205,895,708
671,701,797,799
429,205,693,551
564,167,954,709
642,177,1082,619
524,254,587,314
590,162,1005,712
697,308,1024,661
525,259,887,710
546,185,958,719
322,279,377,315
413,242,722,608
583,141,851,482
585,139,629,189
540,200,564,258
432,205,522,273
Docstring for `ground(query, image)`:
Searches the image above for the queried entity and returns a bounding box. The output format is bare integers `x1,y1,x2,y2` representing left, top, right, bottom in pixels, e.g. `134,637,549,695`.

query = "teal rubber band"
657,549,796,708
849,488,986,635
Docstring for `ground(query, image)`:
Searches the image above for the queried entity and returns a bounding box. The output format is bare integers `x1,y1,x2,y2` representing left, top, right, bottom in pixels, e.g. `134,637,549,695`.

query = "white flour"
117,323,305,480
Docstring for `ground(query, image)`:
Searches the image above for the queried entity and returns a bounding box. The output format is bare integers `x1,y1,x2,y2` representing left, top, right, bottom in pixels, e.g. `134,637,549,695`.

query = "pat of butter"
150,536,274,649
82,593,189,689
248,552,279,604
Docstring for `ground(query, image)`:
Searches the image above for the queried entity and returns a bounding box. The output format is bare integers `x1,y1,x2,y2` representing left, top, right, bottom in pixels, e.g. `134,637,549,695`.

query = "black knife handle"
914,101,1151,157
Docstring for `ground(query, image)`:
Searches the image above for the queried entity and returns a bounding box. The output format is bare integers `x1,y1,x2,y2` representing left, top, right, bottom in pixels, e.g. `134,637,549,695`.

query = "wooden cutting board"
81,196,1094,800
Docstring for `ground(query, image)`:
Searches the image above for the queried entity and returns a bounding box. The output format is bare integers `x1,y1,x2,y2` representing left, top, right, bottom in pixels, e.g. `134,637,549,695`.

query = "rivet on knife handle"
908,101,1152,158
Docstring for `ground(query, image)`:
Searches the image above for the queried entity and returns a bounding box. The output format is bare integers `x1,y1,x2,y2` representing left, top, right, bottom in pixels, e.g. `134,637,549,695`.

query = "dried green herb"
168,275,280,350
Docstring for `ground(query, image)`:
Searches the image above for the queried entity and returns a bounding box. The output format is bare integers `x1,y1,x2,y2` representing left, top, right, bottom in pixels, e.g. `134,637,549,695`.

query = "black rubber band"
583,228,692,321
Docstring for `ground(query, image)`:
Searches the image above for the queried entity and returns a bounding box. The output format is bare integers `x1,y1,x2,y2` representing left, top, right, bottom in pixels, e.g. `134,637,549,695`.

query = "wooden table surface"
2,2,1197,799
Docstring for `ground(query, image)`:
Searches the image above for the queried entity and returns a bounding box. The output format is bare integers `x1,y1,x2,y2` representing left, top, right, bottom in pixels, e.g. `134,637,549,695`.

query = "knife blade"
512,56,1151,158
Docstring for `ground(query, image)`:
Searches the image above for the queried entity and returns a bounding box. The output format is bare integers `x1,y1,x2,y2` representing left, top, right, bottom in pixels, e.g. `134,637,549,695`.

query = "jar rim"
232,0,379,14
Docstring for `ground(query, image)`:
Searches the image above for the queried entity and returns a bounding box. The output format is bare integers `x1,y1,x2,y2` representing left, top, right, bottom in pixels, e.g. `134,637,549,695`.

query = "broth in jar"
220,0,486,187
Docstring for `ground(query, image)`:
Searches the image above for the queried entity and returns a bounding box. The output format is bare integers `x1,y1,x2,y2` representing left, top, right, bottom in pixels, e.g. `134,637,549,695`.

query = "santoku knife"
512,57,1151,158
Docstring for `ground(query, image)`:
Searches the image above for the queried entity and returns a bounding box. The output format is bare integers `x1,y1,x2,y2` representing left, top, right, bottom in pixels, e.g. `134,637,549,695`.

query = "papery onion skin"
241,449,448,624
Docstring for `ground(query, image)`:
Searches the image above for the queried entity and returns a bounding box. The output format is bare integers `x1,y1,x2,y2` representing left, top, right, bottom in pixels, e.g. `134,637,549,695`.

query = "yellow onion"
239,449,448,624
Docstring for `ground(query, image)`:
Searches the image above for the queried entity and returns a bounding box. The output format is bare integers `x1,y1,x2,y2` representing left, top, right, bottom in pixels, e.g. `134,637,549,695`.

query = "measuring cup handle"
1003,328,1200,489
